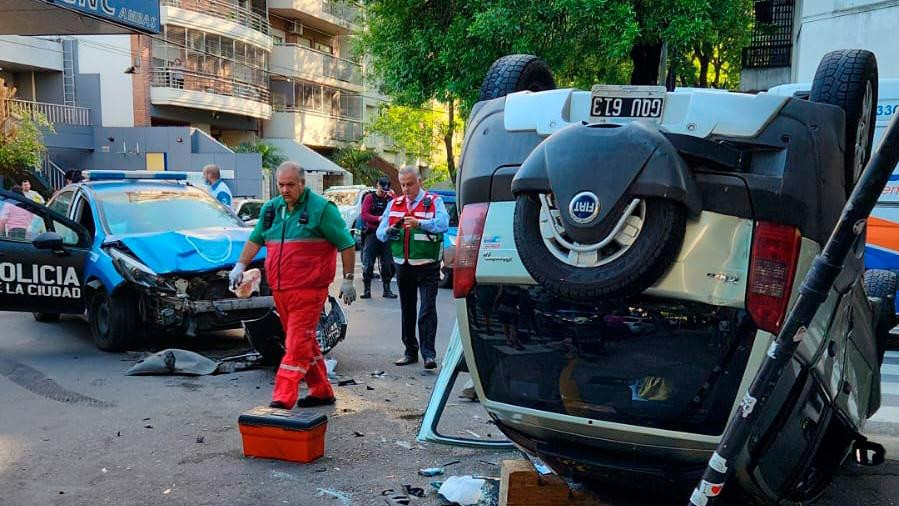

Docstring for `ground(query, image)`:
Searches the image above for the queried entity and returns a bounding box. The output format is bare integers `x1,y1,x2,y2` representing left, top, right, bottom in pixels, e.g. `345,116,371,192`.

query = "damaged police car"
0,171,269,351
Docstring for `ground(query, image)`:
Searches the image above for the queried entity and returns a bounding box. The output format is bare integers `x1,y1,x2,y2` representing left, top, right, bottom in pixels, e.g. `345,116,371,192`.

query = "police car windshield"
324,190,359,206
96,187,243,235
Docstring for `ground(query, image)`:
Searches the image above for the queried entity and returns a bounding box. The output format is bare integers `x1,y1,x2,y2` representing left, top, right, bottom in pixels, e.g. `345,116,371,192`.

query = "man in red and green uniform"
376,166,449,369
230,162,356,409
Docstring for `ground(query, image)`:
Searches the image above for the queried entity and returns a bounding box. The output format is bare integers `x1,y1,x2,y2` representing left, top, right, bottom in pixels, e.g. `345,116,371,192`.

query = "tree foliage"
358,0,755,173
367,103,463,184
331,145,383,186
231,140,287,169
0,81,53,182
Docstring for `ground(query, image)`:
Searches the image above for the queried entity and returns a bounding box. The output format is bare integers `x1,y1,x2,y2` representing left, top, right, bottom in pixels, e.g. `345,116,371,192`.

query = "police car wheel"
32,312,60,323
811,49,878,195
514,194,685,302
89,290,138,352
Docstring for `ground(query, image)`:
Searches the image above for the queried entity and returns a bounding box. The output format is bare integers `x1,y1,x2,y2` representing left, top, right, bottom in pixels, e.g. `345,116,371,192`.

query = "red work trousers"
271,288,334,407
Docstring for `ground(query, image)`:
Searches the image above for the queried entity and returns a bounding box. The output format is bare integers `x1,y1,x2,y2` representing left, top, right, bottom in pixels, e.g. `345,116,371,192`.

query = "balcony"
150,68,272,119
321,0,361,25
271,43,362,89
161,0,273,50
5,99,91,126
265,107,363,147
268,0,361,34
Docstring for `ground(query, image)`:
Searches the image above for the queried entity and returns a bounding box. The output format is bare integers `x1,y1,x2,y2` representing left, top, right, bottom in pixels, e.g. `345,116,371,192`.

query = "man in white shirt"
20,178,45,204
203,164,233,209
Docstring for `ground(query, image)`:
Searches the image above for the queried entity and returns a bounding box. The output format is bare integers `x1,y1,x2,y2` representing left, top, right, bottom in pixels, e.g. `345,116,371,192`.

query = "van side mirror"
33,231,64,250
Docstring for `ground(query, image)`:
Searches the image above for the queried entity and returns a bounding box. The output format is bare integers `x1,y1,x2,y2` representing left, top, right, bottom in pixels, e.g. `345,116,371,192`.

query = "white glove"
339,278,356,305
229,262,246,290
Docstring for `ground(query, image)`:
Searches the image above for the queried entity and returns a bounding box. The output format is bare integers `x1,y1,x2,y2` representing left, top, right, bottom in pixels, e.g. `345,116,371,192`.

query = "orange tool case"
238,407,327,463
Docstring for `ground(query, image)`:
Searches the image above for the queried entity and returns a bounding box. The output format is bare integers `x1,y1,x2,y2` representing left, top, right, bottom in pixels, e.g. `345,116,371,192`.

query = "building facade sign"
51,0,161,34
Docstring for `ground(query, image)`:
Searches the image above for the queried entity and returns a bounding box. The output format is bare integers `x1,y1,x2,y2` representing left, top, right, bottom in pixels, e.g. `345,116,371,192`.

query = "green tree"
331,144,382,186
367,103,462,179
672,0,753,89
0,83,54,183
359,1,639,180
231,140,287,169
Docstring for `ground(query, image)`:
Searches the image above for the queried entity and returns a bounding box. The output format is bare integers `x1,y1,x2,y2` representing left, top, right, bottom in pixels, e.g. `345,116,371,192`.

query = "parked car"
233,197,264,225
431,189,459,288
323,184,371,229
0,171,271,352
453,52,891,504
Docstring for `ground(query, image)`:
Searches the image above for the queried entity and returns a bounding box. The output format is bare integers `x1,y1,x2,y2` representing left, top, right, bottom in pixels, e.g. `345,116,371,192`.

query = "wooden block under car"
499,460,603,506
238,406,327,463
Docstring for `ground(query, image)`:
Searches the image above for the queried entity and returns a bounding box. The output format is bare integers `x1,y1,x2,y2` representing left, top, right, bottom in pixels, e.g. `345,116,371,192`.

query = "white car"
323,185,372,230
233,198,264,226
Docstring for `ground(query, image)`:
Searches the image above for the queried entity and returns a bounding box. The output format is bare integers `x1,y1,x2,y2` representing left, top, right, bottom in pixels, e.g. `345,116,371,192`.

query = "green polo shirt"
249,188,354,251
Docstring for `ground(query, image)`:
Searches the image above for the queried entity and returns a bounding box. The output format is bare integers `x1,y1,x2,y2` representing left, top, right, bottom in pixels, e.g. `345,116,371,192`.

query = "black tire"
438,260,453,289
810,49,878,195
864,269,896,364
514,195,686,302
32,312,60,323
88,289,139,352
478,54,556,102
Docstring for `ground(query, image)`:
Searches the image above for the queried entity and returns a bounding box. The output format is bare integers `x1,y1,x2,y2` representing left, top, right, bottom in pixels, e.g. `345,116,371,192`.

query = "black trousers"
396,261,440,359
362,231,394,285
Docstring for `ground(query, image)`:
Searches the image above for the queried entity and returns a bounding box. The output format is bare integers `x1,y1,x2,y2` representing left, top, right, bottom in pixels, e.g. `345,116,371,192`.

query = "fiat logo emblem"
569,192,600,224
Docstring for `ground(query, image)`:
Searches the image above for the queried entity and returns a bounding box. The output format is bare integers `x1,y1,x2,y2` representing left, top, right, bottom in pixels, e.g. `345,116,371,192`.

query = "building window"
742,0,794,68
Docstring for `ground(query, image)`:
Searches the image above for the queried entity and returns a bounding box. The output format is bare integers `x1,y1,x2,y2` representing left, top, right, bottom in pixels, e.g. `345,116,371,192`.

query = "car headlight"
108,248,174,291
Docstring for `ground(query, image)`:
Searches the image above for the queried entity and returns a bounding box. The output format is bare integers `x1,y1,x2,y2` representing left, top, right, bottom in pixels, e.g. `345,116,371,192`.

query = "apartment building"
741,0,899,91
1,0,428,196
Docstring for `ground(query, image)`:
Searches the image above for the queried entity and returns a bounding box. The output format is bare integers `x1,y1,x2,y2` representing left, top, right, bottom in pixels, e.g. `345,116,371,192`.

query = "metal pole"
689,111,899,506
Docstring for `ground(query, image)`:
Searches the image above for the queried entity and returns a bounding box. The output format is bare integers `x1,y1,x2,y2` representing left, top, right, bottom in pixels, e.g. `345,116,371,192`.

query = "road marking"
884,382,899,396
870,406,899,423
883,364,899,376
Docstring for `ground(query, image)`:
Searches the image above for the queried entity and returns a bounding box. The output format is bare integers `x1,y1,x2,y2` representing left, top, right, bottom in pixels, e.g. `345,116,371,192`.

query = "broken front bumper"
145,294,274,332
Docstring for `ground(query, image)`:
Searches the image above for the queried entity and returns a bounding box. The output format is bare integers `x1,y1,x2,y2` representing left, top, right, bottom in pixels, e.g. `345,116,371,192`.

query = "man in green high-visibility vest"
376,166,449,370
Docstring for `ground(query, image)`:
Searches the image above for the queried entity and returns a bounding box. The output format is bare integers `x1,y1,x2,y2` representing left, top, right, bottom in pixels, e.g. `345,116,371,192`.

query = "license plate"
589,85,666,122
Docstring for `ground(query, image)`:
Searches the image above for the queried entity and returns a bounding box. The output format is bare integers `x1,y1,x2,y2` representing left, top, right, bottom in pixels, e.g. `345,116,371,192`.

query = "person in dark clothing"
360,176,397,299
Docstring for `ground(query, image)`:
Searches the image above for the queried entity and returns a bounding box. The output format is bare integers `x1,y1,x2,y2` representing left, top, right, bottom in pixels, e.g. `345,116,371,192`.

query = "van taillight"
747,222,801,334
453,203,489,298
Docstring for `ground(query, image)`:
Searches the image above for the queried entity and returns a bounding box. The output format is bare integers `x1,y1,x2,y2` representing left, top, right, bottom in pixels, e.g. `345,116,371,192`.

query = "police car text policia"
0,262,81,298
230,162,357,409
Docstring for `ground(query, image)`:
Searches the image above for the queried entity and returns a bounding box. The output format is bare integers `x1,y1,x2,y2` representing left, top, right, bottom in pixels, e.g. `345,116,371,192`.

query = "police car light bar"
82,170,189,181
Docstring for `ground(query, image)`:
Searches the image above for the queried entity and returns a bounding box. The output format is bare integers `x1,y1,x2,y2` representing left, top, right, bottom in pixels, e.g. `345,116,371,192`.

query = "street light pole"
689,111,899,506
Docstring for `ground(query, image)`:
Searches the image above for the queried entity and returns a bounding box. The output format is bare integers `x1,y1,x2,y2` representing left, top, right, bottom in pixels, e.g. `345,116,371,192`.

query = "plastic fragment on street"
125,349,218,376
419,466,445,477
326,359,338,378
438,475,485,505
315,488,351,506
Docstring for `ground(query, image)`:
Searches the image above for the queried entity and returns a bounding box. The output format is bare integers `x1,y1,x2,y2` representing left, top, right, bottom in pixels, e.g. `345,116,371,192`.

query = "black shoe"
295,396,336,408
383,288,397,299
269,401,290,409
423,358,437,370
394,355,418,366
360,289,372,299
361,281,372,299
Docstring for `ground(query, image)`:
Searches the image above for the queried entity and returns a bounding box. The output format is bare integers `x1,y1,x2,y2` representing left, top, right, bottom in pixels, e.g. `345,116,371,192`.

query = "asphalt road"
0,273,898,505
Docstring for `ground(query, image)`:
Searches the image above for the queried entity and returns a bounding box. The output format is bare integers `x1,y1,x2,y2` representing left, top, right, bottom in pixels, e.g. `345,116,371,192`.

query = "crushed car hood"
114,227,264,275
